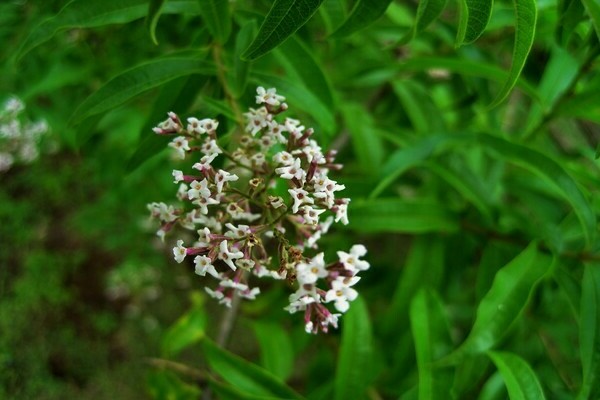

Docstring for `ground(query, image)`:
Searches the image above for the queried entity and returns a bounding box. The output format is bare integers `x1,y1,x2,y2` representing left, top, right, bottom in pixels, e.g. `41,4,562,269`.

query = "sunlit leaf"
71,56,214,125
252,321,295,381
577,263,600,400
488,351,546,399
146,0,167,45
15,0,201,61
410,289,454,400
456,0,494,45
198,0,232,43
480,133,596,246
581,0,600,41
441,243,551,363
331,0,393,38
242,0,325,61
489,0,537,106
347,198,459,234
335,297,373,400
202,339,304,399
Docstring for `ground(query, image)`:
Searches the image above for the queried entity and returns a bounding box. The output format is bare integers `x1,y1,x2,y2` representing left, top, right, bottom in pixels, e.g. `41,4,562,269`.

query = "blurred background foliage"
0,0,599,399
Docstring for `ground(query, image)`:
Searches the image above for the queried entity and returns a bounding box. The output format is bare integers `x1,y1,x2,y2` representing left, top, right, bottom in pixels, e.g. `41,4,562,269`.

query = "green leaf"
480,133,596,246
384,235,445,335
347,198,459,234
202,339,304,399
146,0,167,45
399,0,448,43
232,20,257,98
577,263,600,400
147,370,202,399
456,0,494,45
335,297,373,400
489,0,537,107
331,0,393,38
161,294,207,357
277,36,335,109
392,81,446,133
242,0,325,61
410,289,454,400
71,56,214,125
556,0,586,46
442,243,551,363
371,134,471,199
126,74,207,173
581,0,600,41
340,103,384,174
15,0,201,61
553,262,581,321
198,0,232,43
252,321,295,381
487,351,546,399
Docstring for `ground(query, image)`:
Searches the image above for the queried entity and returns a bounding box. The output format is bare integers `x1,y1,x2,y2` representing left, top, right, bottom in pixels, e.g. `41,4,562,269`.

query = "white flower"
176,183,188,201
313,176,345,208
266,120,287,143
276,157,306,182
218,240,244,270
197,227,212,246
296,253,327,284
224,223,251,239
334,201,350,225
300,205,325,225
194,255,219,278
240,287,260,300
220,278,249,291
205,287,224,300
325,278,358,312
192,195,219,214
255,86,286,106
201,138,222,157
168,136,190,159
215,169,239,193
188,179,211,200
187,117,218,135
172,170,184,183
288,188,313,214
173,240,187,263
273,151,295,166
337,244,369,272
244,107,269,136
268,195,285,209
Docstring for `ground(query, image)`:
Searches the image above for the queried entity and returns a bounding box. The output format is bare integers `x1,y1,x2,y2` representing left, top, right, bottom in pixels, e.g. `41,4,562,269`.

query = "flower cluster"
0,96,50,172
148,87,369,333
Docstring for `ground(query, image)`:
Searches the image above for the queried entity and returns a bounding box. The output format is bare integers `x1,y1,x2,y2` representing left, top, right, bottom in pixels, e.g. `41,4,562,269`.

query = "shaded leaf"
242,0,325,60
202,339,304,399
456,0,494,45
331,0,393,38
146,0,167,45
487,351,546,399
161,294,207,357
480,133,596,246
252,321,295,381
71,56,214,125
347,198,459,234
232,20,257,98
340,103,384,174
198,0,232,43
15,0,201,61
147,370,202,399
489,0,537,106
410,289,454,400
577,263,600,400
442,243,551,362
581,0,600,41
335,297,373,400
400,0,448,43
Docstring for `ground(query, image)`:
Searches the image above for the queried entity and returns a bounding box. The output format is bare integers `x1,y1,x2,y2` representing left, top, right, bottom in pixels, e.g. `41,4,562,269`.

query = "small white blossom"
255,86,286,106
218,240,244,271
187,179,211,200
288,188,313,214
296,253,327,284
300,205,325,225
325,278,358,313
337,244,369,272
173,240,187,263
215,169,239,193
169,136,190,159
276,157,306,182
194,255,219,278
172,170,184,183
201,138,222,157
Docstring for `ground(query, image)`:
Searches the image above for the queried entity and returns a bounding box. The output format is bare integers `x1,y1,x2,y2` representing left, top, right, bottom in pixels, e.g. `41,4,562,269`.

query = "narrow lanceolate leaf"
340,103,385,174
232,20,256,98
161,296,206,357
331,0,393,38
577,264,600,400
488,352,546,399
456,0,494,45
252,322,295,381
480,133,596,247
399,0,448,43
202,339,304,399
242,0,325,61
15,0,201,61
71,57,214,125
146,0,167,44
441,243,550,363
581,0,600,41
489,0,537,107
198,0,232,43
335,297,373,400
347,199,459,234
410,289,454,400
